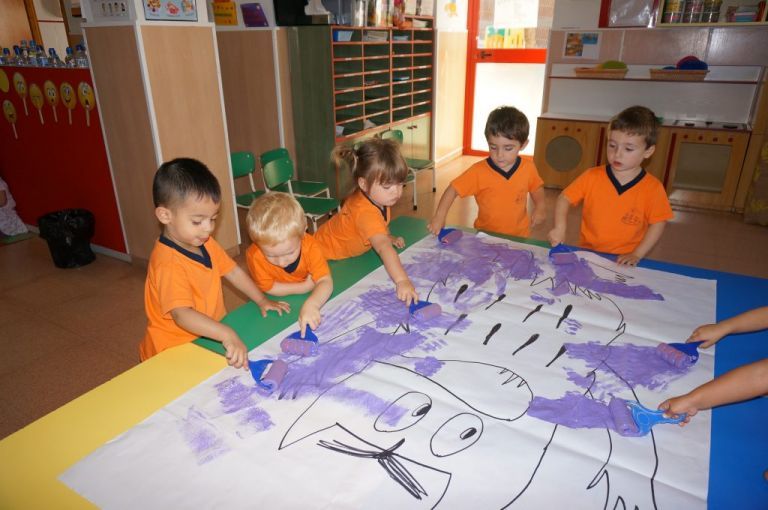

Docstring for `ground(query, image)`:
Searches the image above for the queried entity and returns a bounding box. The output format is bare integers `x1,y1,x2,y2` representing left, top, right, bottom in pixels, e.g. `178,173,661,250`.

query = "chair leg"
431,167,436,192
412,172,418,211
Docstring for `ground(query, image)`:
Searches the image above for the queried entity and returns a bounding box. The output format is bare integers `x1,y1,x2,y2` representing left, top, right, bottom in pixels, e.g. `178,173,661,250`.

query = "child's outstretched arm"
298,275,333,336
689,306,768,348
547,193,571,246
170,307,249,369
266,278,316,297
530,186,547,227
616,221,667,266
428,185,459,235
659,359,768,424
224,266,291,317
369,232,418,306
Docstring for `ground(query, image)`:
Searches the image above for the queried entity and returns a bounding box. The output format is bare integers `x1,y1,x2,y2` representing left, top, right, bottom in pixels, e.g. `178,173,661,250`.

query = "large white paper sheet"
61,233,715,509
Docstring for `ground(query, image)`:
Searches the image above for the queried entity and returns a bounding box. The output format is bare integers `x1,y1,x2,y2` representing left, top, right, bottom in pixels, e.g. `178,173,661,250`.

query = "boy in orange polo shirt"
139,158,290,367
246,192,333,336
428,106,546,238
548,106,673,266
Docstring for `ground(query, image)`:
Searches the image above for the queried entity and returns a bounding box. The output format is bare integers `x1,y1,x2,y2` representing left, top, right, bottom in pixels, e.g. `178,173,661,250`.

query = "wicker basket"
573,67,628,79
649,69,709,81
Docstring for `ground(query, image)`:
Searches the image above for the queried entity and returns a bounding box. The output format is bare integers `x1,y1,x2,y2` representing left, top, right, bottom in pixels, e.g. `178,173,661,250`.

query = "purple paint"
378,401,409,427
550,259,663,301
530,293,555,305
238,406,274,433
178,407,230,465
527,392,613,430
562,317,582,335
354,286,410,327
414,356,444,376
326,384,407,425
564,341,689,392
215,377,257,414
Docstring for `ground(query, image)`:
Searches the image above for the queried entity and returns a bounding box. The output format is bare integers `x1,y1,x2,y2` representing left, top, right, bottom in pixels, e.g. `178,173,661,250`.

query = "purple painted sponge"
249,359,288,394
438,228,463,245
280,326,319,357
656,341,703,369
549,244,578,265
609,397,639,436
410,301,443,321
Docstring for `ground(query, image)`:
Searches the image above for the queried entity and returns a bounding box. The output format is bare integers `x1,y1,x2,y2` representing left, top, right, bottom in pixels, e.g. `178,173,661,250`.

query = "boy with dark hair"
140,158,290,367
428,106,546,238
548,106,673,265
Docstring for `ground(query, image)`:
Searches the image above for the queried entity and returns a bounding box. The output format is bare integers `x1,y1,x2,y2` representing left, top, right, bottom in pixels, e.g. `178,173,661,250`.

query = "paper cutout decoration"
44,80,59,123
78,82,95,127
0,69,9,93
3,100,18,139
60,82,76,125
29,83,45,125
12,73,28,116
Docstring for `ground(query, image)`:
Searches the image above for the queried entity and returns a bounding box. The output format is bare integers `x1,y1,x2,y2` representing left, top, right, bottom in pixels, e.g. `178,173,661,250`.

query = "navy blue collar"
159,234,212,269
362,191,388,220
282,249,301,274
486,157,521,180
606,165,646,195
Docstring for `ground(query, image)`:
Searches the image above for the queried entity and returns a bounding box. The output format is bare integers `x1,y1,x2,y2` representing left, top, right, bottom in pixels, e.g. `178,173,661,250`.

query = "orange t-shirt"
139,236,237,360
451,157,544,237
563,165,674,254
314,190,390,260
246,233,331,292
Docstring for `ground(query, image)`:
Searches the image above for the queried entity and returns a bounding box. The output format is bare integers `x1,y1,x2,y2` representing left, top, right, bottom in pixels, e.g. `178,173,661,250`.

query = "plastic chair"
230,151,265,209
381,129,436,211
259,148,331,198
262,158,340,232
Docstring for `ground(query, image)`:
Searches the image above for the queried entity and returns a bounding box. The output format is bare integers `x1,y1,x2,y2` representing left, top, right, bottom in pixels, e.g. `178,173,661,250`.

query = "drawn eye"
430,413,483,457
374,392,432,432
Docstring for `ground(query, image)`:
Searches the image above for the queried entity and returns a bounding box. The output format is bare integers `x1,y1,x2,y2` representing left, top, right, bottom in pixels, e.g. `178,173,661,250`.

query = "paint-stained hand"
222,334,248,370
658,394,697,425
395,278,418,307
616,253,640,266
390,235,406,249
257,298,291,317
299,302,321,337
547,226,565,247
688,322,729,348
427,216,445,236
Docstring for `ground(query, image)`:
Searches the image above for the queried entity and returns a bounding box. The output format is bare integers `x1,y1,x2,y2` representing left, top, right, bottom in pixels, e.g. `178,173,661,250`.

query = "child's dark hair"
332,138,409,195
152,158,221,207
484,106,529,143
609,106,659,147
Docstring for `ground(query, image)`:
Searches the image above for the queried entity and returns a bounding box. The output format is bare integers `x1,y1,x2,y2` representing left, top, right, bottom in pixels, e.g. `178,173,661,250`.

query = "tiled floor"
1,155,766,440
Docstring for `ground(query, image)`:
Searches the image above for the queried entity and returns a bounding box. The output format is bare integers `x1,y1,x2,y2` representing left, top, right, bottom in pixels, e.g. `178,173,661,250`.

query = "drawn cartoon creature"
3,100,17,124
181,0,193,13
444,0,457,17
147,0,160,12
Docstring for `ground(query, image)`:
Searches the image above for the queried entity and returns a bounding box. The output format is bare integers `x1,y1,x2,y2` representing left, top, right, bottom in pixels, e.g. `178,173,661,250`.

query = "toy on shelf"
574,60,628,79
650,55,709,81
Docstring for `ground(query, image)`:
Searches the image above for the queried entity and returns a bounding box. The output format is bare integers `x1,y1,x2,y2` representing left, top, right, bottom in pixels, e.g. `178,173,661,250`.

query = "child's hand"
427,216,444,236
531,207,546,227
256,298,290,317
688,323,729,348
395,279,418,307
299,302,321,337
547,226,565,247
222,333,248,370
390,235,406,250
616,252,641,266
299,275,316,294
658,393,699,425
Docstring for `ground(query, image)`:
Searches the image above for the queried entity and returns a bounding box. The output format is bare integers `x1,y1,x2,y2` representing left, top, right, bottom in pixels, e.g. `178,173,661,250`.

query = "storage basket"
573,67,628,79
649,69,709,81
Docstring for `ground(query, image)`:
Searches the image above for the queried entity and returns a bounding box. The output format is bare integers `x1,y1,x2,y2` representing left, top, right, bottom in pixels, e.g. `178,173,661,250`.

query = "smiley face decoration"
60,81,76,125
12,72,28,116
29,83,45,125
44,80,59,123
3,100,18,139
77,81,95,127
0,69,9,94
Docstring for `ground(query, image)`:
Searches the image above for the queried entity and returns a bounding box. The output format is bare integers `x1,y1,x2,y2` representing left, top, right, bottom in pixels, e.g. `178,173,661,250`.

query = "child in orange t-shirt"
548,106,673,266
314,138,418,306
139,158,289,367
246,192,333,336
428,106,546,238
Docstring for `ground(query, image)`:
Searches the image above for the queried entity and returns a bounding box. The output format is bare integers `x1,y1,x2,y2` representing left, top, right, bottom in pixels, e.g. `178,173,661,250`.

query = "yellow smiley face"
44,80,59,107
0,70,9,93
30,83,44,110
60,82,76,109
13,73,27,97
77,82,95,110
3,100,17,123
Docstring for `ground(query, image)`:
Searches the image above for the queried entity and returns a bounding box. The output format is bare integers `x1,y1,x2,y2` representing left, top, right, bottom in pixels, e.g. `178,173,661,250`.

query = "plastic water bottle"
12,46,24,66
19,40,30,65
37,45,49,67
74,44,89,68
48,47,64,67
0,48,10,65
64,46,75,67
28,40,40,65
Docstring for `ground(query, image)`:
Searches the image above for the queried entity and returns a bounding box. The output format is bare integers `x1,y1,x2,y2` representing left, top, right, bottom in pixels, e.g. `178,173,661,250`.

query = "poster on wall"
144,0,197,21
241,2,270,27
563,32,600,58
436,0,467,31
212,0,238,24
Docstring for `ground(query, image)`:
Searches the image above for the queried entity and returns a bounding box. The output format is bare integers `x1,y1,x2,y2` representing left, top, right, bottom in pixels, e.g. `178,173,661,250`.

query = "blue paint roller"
549,244,579,265
609,397,685,436
656,341,704,368
438,228,463,245
410,300,443,321
280,326,319,357
249,359,288,394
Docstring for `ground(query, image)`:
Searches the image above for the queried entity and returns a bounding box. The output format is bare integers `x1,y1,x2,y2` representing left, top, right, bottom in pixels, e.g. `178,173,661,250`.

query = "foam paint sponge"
410,300,443,321
549,244,578,265
280,326,319,357
249,359,288,394
609,397,685,437
656,341,703,368
438,228,463,245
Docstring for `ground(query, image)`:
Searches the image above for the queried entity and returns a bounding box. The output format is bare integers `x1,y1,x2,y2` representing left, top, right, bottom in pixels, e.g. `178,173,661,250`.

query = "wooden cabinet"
534,118,604,188
393,115,431,160
664,128,751,210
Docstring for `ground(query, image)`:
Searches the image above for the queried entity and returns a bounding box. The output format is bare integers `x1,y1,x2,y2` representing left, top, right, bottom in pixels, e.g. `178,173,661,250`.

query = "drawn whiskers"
318,438,427,499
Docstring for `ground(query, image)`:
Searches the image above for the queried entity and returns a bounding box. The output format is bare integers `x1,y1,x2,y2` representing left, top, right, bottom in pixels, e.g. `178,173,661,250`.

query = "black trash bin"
38,209,96,268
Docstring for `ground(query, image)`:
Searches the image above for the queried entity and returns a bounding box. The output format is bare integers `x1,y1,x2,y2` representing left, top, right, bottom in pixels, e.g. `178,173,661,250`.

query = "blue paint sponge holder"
438,228,463,244
409,300,443,321
280,326,319,357
549,244,579,265
626,400,686,436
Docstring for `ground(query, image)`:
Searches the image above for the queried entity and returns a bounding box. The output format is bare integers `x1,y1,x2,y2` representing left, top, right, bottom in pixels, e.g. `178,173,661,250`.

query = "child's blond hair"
246,192,307,245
